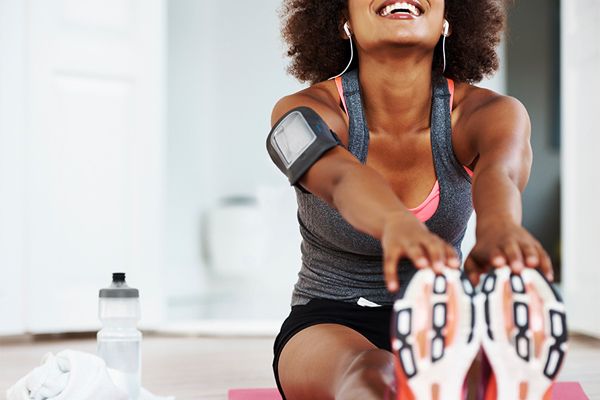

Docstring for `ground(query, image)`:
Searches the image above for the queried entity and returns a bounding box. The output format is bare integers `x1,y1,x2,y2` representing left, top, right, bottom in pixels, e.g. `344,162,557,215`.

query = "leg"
336,349,397,400
278,323,397,400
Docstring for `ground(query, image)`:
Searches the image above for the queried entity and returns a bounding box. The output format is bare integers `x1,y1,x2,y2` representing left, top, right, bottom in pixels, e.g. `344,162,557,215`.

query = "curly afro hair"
280,0,508,85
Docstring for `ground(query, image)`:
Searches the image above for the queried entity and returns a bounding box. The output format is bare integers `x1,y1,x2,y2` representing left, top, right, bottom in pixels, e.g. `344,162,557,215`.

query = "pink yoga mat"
228,382,587,400
552,382,589,400
228,388,282,400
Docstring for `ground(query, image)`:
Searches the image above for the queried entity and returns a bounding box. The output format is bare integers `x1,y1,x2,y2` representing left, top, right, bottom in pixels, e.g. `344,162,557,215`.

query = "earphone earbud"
442,19,450,37
343,21,352,38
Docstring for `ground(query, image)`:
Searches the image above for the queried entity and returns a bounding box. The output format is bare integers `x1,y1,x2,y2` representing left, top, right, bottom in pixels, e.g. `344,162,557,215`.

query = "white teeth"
379,2,421,17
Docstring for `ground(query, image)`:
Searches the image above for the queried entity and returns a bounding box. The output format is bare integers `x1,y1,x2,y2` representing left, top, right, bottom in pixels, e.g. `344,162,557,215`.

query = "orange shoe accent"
519,381,529,399
416,283,432,360
485,372,497,400
394,357,415,400
542,383,554,400
431,383,440,400
445,281,457,346
526,282,546,358
503,281,515,339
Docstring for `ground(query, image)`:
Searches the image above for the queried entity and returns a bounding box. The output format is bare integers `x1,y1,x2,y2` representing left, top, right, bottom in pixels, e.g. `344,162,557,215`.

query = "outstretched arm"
462,94,553,283
271,94,460,291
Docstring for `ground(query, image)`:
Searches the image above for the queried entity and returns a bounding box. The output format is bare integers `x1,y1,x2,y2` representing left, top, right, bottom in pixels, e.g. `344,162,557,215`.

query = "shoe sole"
480,266,568,400
391,267,480,400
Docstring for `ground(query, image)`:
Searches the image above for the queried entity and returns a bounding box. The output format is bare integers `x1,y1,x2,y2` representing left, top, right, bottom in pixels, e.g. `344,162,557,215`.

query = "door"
22,0,166,333
0,0,27,336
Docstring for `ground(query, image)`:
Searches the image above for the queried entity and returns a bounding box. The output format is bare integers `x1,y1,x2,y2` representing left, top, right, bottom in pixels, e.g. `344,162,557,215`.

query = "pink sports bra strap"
335,76,349,115
447,78,454,112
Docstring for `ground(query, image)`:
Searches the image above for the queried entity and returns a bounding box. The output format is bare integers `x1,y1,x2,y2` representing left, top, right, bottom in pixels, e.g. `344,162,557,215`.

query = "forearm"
331,165,415,239
457,93,552,279
467,164,553,279
472,166,523,235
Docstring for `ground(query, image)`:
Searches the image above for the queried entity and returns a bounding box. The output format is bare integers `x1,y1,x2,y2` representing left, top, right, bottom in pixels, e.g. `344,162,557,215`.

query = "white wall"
166,0,303,301
479,41,507,95
506,0,561,269
0,0,27,335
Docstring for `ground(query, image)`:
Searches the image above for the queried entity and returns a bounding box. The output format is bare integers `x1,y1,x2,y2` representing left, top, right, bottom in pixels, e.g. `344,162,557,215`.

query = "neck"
357,52,435,135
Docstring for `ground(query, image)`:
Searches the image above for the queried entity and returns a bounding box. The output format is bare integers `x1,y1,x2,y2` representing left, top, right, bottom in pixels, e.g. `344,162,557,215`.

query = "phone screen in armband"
271,111,318,168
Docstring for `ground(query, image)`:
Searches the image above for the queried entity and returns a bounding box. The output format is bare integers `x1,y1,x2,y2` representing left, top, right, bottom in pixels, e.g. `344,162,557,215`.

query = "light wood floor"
1,334,599,399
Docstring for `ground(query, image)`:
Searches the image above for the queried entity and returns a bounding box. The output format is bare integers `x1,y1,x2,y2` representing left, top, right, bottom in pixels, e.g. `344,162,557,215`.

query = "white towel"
6,350,174,400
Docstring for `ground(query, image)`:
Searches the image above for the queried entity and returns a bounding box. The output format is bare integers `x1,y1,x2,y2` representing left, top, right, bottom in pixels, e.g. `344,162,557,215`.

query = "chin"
379,34,434,50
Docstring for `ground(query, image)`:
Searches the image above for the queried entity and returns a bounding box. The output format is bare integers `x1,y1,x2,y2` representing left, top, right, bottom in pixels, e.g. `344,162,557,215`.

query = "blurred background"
0,0,597,339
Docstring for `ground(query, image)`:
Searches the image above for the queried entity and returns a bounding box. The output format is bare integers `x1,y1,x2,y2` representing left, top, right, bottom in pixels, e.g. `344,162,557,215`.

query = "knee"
337,349,396,391
345,349,395,374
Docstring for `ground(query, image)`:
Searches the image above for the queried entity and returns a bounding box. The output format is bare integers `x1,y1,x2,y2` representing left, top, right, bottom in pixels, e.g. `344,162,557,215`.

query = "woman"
266,0,557,398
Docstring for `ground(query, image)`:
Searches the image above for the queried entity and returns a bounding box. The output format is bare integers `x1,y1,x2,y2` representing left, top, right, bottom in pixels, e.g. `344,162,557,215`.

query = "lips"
377,0,424,18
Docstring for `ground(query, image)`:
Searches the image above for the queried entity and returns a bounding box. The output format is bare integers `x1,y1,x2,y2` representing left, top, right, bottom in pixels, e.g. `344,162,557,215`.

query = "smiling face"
346,0,446,56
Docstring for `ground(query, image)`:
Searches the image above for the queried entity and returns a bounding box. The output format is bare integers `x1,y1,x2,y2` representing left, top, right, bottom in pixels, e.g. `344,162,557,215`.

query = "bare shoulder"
453,82,530,147
271,81,349,145
454,82,529,125
450,82,531,168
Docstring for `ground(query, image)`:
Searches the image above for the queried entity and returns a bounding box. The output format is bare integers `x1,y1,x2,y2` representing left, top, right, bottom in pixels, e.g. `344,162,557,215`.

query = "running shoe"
480,266,568,400
391,267,480,400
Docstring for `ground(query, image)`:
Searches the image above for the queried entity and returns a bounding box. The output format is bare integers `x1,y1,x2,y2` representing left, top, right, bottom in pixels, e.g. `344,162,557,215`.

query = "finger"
502,241,524,273
423,239,444,273
520,242,539,267
469,271,482,286
384,248,403,292
489,247,507,268
464,257,477,276
464,256,477,275
406,245,429,269
464,256,481,285
536,244,554,281
445,245,460,269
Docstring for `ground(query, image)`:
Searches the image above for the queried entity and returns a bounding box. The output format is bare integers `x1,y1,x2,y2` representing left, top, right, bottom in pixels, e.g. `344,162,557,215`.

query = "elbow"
329,165,355,210
328,172,346,209
473,163,530,193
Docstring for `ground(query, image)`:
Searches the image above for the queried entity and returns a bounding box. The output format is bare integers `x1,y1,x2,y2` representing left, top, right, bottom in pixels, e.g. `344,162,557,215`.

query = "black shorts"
272,298,393,399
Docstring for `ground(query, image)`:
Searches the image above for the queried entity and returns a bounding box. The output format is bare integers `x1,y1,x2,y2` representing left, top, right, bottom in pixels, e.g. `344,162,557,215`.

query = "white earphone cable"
442,35,447,73
328,23,354,80
329,37,354,80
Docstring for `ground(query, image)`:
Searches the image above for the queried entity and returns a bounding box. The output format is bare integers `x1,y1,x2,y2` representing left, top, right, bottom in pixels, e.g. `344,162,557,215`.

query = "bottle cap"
99,272,139,298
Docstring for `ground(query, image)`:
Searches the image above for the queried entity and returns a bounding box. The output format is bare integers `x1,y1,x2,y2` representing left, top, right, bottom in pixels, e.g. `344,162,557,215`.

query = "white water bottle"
98,272,142,400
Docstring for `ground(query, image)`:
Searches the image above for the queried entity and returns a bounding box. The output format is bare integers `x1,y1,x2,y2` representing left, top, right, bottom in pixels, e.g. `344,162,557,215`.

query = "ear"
338,10,352,40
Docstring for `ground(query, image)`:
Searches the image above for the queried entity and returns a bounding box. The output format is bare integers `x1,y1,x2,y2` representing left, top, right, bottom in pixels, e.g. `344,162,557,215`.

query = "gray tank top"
290,69,473,306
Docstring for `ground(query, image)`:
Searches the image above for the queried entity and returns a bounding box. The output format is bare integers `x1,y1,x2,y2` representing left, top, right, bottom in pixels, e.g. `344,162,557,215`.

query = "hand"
382,212,460,293
465,218,553,285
